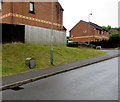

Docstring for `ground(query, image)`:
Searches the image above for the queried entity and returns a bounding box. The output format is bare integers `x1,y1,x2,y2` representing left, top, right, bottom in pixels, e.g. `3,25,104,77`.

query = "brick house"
109,28,120,34
0,0,67,45
69,20,110,43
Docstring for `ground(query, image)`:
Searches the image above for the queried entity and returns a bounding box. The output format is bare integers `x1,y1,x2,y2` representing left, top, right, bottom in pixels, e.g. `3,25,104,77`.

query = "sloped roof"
70,20,109,32
89,22,103,30
88,22,109,32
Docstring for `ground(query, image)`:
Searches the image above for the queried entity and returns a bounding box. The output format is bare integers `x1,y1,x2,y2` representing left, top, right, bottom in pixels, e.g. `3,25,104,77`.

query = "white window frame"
83,30,87,33
29,2,34,13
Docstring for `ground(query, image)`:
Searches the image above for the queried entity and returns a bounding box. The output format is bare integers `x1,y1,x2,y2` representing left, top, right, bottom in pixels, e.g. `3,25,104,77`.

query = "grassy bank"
2,43,107,76
0,45,2,76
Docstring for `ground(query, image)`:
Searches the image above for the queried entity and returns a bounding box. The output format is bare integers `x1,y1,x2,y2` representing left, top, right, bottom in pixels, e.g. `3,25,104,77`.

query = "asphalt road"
2,57,118,100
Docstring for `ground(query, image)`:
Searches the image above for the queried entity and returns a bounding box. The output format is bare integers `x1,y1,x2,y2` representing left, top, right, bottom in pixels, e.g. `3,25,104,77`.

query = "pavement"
1,49,119,91
3,57,118,100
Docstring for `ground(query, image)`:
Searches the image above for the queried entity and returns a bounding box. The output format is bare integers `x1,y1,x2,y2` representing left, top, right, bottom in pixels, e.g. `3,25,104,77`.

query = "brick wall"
0,1,65,32
69,20,109,42
69,21,94,42
110,28,119,33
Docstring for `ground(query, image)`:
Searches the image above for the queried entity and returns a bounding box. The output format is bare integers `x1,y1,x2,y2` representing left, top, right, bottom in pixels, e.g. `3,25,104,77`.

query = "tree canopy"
102,25,120,31
108,32,120,47
102,25,112,30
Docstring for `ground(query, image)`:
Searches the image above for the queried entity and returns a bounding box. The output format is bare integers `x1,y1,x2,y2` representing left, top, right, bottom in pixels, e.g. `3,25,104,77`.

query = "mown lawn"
2,43,107,76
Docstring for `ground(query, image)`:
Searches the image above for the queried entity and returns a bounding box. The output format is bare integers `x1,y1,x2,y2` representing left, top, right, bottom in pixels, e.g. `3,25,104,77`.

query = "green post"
50,1,54,65
50,48,54,65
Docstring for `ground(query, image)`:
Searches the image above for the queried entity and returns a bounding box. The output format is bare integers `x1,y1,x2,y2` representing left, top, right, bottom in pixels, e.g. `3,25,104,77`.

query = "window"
83,30,87,33
71,35,74,37
29,2,35,13
100,31,102,35
98,30,99,34
101,31,104,35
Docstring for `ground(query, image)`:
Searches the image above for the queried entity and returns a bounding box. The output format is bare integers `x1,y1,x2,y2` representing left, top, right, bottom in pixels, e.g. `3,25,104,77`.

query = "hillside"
2,43,107,76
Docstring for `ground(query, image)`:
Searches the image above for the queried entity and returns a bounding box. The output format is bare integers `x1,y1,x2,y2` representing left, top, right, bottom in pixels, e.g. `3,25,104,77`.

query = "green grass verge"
0,44,2,77
2,43,107,77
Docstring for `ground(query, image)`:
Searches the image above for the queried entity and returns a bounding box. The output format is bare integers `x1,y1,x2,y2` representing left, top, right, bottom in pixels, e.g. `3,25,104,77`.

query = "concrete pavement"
1,49,119,91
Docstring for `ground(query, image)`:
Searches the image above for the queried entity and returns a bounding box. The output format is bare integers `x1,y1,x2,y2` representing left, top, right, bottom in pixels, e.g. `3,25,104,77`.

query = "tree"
114,27,120,32
107,25,112,30
102,25,112,30
108,32,120,48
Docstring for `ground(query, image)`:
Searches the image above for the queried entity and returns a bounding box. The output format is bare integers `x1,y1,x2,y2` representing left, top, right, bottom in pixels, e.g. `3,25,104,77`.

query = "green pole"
50,48,54,65
50,0,54,65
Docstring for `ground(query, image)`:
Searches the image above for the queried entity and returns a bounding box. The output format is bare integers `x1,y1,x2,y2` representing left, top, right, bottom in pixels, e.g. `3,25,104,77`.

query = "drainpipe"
11,1,13,24
11,1,13,42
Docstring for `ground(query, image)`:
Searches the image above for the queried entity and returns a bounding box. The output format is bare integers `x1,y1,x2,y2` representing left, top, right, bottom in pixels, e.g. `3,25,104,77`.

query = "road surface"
2,57,118,100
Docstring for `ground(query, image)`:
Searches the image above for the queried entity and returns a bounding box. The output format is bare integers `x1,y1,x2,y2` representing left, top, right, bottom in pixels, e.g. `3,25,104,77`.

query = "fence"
25,25,66,46
2,23,25,43
2,24,66,46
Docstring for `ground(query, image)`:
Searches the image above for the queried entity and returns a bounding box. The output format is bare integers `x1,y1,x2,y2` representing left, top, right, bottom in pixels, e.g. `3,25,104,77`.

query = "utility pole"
50,0,54,65
88,13,92,45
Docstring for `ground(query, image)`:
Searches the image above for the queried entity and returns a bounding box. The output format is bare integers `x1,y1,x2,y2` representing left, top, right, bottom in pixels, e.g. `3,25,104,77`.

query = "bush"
108,33,120,48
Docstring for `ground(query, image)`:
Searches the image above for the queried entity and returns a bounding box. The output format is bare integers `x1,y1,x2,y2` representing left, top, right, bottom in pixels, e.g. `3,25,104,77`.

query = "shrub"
108,33,120,48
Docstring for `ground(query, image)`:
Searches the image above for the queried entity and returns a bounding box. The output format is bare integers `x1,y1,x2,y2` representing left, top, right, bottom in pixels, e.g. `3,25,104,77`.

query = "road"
2,57,118,100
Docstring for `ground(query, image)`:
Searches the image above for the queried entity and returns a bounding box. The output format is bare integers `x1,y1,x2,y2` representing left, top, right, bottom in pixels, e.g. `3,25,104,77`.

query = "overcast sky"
58,0,119,36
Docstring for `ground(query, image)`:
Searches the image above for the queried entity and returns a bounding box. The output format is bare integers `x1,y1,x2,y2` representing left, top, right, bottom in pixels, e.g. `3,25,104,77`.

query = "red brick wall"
110,29,119,33
69,20,109,42
70,21,95,42
0,2,12,24
0,2,65,32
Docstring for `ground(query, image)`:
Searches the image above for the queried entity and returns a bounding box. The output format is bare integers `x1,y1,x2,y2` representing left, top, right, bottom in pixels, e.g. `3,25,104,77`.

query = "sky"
58,0,119,36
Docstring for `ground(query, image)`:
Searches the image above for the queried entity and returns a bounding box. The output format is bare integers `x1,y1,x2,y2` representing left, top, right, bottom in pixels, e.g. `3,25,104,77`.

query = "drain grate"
11,86,24,91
